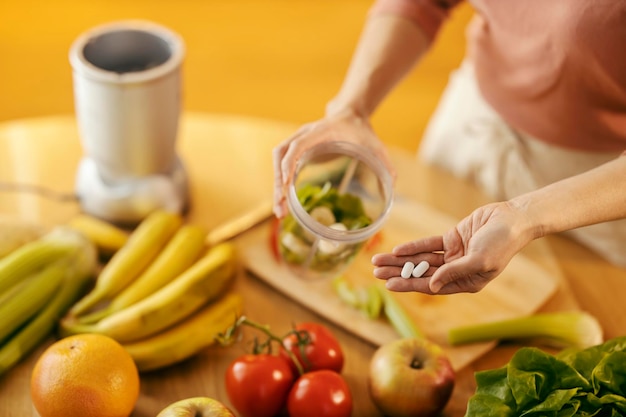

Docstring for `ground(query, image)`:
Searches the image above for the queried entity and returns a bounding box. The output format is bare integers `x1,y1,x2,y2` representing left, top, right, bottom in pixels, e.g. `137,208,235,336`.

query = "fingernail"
429,281,441,293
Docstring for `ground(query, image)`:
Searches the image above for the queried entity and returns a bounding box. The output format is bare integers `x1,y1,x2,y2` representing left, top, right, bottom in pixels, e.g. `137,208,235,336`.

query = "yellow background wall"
0,0,472,153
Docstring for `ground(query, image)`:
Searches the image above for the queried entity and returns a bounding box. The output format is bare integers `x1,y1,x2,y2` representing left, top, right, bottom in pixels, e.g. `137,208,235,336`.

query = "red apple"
156,397,235,417
368,337,455,417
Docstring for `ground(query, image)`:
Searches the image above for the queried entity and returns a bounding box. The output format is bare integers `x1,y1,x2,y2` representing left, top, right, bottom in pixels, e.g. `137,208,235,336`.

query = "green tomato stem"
219,315,306,376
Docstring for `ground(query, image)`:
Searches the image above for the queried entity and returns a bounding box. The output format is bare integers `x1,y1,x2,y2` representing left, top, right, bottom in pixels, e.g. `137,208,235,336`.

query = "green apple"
156,397,235,417
368,337,455,417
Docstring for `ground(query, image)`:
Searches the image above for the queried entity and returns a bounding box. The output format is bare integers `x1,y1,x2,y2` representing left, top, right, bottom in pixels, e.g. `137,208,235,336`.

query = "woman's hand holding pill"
371,202,536,295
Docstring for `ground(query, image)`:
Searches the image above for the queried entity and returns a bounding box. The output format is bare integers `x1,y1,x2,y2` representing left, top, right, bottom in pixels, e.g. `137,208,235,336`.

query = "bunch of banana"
0,225,98,376
66,213,130,259
60,210,245,372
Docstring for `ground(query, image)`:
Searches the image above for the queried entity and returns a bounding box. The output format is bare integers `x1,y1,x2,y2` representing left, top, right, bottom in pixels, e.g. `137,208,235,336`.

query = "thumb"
428,256,481,294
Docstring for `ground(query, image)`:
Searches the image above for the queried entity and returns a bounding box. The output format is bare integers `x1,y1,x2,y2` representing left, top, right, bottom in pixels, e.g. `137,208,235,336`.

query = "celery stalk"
447,311,603,349
363,285,383,320
332,276,424,339
375,286,424,339
332,276,360,308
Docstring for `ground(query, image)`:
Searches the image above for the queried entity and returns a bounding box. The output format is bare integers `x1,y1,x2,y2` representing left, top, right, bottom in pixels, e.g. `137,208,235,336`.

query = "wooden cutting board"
237,198,560,370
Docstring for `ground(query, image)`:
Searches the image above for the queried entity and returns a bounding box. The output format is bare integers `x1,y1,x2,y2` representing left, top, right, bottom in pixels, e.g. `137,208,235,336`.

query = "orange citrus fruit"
30,333,140,417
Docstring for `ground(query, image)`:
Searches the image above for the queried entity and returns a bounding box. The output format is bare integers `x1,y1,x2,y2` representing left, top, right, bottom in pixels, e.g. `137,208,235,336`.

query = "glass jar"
278,141,394,280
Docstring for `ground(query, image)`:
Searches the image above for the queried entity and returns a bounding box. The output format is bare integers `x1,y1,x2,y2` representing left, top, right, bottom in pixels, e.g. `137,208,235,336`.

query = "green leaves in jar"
297,183,372,230
279,183,372,273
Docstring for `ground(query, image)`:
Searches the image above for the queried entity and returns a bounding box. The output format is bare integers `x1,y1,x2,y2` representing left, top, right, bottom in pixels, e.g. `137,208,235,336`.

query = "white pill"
412,260,430,278
400,261,415,279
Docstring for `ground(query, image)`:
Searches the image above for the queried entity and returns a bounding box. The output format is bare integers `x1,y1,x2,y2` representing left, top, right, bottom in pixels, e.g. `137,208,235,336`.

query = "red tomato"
287,370,353,417
268,217,281,262
224,353,295,417
281,322,344,373
364,231,384,252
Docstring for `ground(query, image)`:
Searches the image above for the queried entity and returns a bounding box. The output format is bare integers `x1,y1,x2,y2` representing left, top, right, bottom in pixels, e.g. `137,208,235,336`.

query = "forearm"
510,154,626,239
326,13,430,119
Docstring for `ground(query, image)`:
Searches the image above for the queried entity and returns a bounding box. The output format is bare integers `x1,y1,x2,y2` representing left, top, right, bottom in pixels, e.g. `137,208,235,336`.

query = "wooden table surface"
1,113,625,417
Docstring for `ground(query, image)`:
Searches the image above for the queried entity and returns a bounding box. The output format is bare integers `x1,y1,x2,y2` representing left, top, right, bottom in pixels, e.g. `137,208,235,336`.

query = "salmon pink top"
370,0,626,152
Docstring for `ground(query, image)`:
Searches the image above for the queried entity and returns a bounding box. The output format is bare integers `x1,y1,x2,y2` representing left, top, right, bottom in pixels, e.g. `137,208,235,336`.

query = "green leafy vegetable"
279,182,372,273
465,336,626,416
295,182,372,230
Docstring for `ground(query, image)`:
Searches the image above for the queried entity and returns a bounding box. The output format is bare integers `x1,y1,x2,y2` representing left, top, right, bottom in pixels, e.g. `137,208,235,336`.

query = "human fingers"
384,262,489,295
391,235,444,256
383,276,437,294
370,235,444,270
271,125,314,218
373,259,438,280
427,256,494,294
272,142,289,218
371,251,443,272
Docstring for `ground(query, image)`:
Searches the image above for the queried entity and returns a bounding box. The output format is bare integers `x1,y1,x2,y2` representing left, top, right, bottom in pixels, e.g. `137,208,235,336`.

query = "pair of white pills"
400,260,430,279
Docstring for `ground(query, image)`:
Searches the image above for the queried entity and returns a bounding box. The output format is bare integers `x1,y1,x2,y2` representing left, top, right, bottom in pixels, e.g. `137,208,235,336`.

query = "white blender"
69,20,189,225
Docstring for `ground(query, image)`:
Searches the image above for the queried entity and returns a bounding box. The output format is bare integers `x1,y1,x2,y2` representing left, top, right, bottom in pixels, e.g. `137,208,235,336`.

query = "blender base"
75,157,189,226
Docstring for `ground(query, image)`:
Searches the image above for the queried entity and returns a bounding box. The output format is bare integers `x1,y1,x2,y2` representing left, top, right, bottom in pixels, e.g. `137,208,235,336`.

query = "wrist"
507,195,547,241
324,100,375,131
325,97,369,120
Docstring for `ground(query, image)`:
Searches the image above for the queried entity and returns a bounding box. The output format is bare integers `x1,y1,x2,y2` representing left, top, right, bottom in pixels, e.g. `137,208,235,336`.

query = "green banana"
69,210,182,317
0,262,64,344
0,274,31,309
123,291,244,372
61,242,238,343
0,235,97,376
0,227,95,344
0,227,84,294
78,224,207,324
0,218,43,258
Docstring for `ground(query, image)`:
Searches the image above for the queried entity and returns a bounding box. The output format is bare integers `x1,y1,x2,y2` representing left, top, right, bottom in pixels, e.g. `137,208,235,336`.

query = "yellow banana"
78,224,207,324
67,213,129,258
69,210,182,317
123,291,244,372
61,242,238,343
